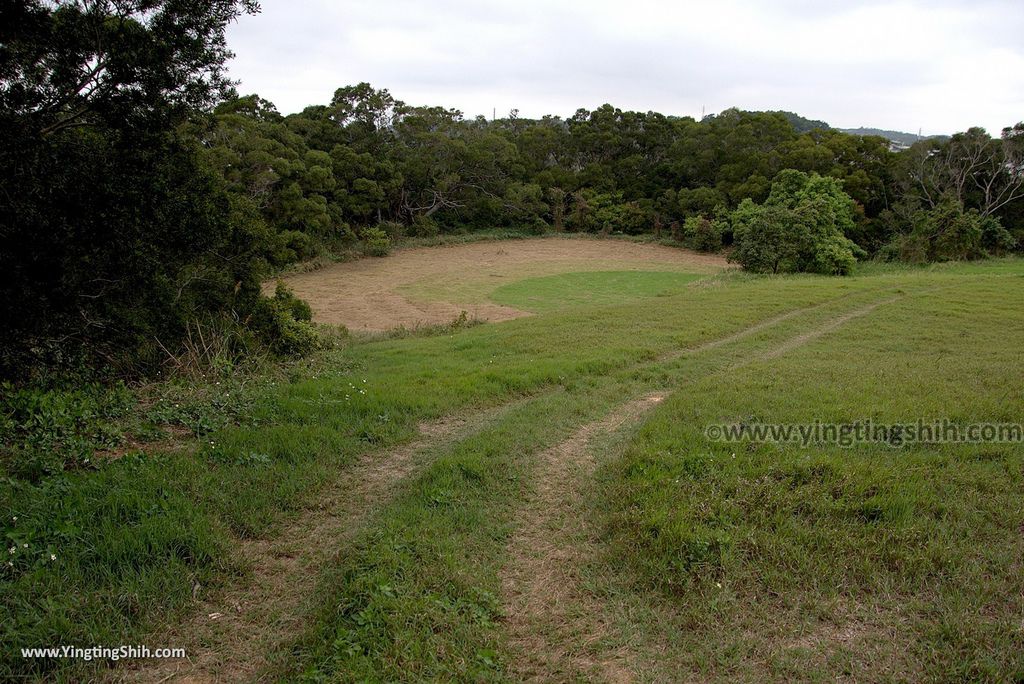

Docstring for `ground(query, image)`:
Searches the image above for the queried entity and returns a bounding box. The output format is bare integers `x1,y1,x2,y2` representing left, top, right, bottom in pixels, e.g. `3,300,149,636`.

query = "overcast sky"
225,0,1024,135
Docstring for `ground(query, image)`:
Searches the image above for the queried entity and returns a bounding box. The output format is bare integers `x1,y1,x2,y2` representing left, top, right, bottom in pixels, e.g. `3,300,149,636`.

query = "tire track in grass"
115,299,851,683
657,286,905,364
752,297,900,363
127,292,905,682
655,300,835,363
500,393,665,683
119,397,537,684
500,294,905,682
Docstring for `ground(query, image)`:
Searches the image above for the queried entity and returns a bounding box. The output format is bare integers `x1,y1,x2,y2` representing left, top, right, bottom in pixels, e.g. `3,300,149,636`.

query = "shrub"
376,221,406,240
360,227,392,257
880,201,1018,263
269,314,319,358
681,215,724,252
980,214,1017,254
504,182,548,226
277,229,316,262
273,281,312,321
929,202,985,261
594,199,650,235
565,190,642,233
876,233,930,264
730,201,801,273
250,283,320,357
408,215,439,238
526,217,550,235
677,186,728,216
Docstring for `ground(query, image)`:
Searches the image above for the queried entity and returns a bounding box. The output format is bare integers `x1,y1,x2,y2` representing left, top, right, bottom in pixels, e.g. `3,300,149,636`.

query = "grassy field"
491,270,704,313
2,244,1023,682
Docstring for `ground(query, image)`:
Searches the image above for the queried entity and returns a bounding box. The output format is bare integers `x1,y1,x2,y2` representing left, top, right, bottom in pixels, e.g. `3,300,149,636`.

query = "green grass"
491,270,703,313
595,274,1024,681
276,381,641,681
2,254,1023,681
852,255,1024,278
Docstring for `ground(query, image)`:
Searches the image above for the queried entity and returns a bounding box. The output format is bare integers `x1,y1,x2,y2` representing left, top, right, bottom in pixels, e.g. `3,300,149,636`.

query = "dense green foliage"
165,81,1022,268
0,0,308,381
730,171,864,274
190,86,1022,277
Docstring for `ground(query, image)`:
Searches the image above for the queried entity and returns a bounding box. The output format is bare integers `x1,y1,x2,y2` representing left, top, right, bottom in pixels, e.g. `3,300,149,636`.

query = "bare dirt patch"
500,393,665,683
275,237,728,331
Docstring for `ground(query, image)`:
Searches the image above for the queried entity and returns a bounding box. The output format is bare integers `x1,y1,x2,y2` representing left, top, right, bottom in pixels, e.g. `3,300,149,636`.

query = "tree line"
2,1,1022,380
199,84,1022,258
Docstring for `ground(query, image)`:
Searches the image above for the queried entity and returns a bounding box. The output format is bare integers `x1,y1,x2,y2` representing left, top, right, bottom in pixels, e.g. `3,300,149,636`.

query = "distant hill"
771,112,950,145
723,109,949,147
771,111,831,133
836,127,949,145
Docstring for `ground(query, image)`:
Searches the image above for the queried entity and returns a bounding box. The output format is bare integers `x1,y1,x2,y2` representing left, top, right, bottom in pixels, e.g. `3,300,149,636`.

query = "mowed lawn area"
3,246,1022,682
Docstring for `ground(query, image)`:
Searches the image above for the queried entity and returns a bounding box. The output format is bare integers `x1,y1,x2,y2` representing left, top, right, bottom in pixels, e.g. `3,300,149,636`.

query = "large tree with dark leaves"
0,0,261,379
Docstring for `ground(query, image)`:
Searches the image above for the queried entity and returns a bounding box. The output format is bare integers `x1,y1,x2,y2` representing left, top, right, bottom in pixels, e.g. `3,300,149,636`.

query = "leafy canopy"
0,0,264,379
731,170,864,275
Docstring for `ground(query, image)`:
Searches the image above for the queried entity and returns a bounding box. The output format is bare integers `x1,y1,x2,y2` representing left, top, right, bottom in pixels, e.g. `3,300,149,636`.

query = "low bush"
277,230,317,262
525,217,550,235
681,215,725,252
408,215,440,238
250,283,322,357
376,221,406,240
879,201,1018,263
360,227,392,257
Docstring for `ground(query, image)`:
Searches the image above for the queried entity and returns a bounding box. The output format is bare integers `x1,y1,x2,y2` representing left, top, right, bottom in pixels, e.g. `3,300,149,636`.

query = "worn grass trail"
265,383,646,681
496,291,911,682
121,397,535,683
655,293,848,362
500,393,665,683
200,289,911,682
136,284,915,682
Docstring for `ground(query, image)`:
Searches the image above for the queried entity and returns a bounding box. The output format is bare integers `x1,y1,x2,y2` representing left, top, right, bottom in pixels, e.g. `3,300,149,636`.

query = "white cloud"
225,0,1024,134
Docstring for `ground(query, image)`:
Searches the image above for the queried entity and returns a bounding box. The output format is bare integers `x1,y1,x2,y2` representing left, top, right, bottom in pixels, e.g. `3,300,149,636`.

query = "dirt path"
123,294,901,683
754,297,899,362
118,401,523,683
276,238,728,331
498,295,903,681
500,394,665,682
657,300,834,363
